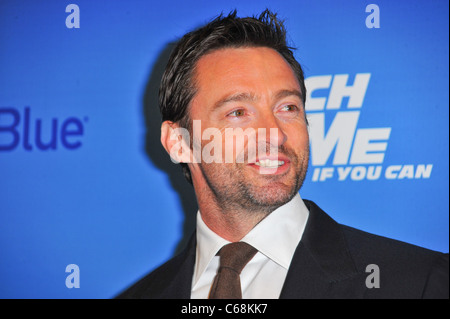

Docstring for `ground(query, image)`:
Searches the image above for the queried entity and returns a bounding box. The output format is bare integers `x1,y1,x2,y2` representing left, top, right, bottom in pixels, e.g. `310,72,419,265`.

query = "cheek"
221,134,244,164
198,129,247,164
221,129,257,162
287,125,309,149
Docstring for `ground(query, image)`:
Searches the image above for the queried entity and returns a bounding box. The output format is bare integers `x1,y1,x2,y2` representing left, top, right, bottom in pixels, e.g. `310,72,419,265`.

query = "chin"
246,182,298,208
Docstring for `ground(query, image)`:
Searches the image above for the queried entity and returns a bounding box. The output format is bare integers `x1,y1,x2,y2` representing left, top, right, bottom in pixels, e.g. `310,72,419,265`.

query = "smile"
248,156,291,175
254,159,285,168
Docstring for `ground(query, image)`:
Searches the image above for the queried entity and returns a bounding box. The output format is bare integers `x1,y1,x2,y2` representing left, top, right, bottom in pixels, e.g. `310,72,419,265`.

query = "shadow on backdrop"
142,42,198,256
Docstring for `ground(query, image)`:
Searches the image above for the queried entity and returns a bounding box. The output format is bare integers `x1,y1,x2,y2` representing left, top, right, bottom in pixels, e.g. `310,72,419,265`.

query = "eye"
281,104,298,112
228,109,246,117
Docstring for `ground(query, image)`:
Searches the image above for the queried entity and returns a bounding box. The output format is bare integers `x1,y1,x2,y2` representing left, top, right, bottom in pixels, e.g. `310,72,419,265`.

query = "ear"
160,121,192,164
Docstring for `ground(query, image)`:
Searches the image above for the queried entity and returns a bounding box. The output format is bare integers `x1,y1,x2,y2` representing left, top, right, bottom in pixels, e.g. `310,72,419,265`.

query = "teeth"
255,160,284,167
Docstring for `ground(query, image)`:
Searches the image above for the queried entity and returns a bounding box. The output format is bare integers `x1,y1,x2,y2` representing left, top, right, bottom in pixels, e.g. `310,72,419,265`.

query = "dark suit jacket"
117,200,449,299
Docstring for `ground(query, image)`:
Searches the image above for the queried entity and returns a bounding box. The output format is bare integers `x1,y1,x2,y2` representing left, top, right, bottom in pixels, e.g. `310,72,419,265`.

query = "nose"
256,113,287,148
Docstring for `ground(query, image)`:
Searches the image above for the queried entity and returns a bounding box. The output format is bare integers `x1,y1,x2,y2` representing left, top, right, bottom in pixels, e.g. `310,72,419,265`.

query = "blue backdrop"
0,0,448,298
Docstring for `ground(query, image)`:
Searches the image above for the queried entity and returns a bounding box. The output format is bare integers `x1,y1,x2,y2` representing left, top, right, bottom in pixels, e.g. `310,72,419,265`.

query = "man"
118,10,449,299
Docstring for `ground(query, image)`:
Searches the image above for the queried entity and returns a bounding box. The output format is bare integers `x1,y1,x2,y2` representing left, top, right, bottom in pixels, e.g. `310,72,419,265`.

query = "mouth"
253,159,285,168
248,156,290,175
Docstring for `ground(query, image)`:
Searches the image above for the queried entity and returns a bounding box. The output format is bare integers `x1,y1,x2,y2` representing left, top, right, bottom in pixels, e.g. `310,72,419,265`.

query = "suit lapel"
280,200,366,299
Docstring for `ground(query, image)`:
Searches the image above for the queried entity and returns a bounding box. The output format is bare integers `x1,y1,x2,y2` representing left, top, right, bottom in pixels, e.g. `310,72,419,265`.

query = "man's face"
188,47,309,212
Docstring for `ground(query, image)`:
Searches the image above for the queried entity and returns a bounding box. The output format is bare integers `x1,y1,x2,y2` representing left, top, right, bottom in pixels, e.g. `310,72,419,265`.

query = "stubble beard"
198,144,310,216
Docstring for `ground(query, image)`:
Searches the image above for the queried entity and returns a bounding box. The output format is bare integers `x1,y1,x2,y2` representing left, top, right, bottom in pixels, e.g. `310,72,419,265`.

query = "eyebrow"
212,92,257,111
274,89,303,102
212,89,302,111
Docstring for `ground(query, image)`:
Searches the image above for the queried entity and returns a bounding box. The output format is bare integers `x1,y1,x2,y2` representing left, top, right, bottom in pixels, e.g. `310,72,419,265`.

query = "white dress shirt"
190,193,309,299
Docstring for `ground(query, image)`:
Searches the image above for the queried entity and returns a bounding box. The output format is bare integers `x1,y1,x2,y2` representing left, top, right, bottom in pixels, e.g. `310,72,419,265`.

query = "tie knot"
218,242,258,274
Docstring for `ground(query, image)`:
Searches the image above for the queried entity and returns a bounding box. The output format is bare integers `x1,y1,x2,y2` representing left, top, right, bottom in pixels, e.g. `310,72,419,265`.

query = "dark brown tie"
208,242,258,299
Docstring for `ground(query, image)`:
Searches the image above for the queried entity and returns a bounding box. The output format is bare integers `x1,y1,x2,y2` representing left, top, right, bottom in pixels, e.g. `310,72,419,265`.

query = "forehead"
192,47,300,104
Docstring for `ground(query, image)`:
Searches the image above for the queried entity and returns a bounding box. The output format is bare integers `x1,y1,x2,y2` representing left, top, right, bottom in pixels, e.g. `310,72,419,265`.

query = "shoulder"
341,221,449,298
304,199,449,298
115,253,185,299
341,223,446,267
115,235,196,299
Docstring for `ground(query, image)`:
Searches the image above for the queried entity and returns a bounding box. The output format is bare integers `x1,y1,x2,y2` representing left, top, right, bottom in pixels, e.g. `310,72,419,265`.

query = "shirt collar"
192,193,309,288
